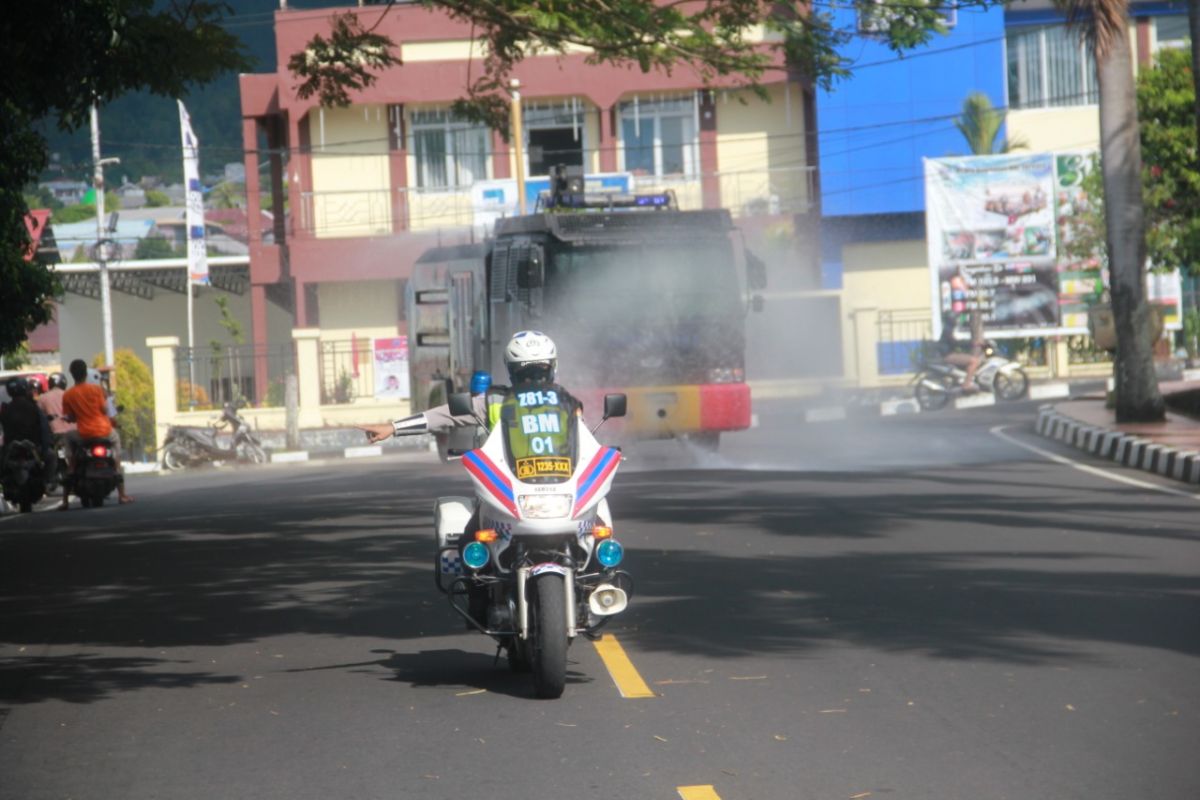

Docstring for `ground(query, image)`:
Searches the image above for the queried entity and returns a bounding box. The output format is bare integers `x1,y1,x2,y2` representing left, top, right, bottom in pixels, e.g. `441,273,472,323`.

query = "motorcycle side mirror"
592,393,627,435
603,393,627,419
448,392,473,417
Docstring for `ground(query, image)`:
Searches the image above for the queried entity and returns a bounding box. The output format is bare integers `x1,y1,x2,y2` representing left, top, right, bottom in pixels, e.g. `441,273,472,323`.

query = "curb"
1035,406,1200,484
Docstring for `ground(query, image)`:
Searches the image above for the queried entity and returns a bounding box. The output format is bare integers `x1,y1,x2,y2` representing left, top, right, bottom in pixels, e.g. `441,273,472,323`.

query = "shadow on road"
1,459,1197,706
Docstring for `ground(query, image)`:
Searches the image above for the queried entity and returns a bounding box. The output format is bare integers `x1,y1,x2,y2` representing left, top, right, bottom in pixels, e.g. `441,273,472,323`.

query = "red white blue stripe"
573,447,619,517
463,450,519,517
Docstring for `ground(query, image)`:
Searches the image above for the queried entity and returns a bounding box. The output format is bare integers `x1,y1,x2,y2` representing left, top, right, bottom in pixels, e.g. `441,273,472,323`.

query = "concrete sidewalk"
1035,380,1200,485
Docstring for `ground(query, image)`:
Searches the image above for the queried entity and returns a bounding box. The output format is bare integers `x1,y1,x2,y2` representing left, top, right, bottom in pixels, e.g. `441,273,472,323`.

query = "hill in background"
38,0,350,185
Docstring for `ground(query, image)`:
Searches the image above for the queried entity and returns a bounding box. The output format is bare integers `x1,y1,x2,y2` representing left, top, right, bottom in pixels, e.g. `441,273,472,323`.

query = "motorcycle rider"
937,311,984,392
36,372,74,490
61,359,134,507
359,331,585,627
359,330,583,445
0,377,54,488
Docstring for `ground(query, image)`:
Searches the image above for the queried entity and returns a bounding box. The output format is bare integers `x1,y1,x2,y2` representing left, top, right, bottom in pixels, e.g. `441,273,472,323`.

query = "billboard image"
925,152,1182,339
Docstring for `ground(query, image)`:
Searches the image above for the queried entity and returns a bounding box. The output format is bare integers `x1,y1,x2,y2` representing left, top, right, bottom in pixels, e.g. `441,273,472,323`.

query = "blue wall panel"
817,7,1007,218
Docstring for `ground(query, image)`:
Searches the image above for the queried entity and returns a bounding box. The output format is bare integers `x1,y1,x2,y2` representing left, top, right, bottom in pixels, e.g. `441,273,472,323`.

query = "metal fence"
176,344,296,410
876,308,933,375
319,339,375,405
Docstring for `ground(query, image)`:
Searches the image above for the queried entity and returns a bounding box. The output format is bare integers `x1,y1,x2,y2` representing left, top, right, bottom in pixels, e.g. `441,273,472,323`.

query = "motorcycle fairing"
572,447,620,518
462,449,519,517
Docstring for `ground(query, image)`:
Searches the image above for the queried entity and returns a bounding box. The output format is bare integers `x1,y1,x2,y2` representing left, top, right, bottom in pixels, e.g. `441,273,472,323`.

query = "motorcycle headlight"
517,494,573,519
706,367,744,384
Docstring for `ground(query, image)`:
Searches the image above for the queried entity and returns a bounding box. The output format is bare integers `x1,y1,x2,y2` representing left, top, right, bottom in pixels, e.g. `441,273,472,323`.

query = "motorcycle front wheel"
994,368,1030,401
530,573,568,699
914,373,951,411
162,444,190,471
238,442,268,465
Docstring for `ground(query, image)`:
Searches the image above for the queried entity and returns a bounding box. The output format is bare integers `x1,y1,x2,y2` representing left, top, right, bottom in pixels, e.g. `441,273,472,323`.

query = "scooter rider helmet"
87,368,103,386
504,331,557,384
49,372,68,390
5,377,28,399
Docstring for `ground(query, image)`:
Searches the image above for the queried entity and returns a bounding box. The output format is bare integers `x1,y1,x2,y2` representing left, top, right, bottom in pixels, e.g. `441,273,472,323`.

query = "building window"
1006,24,1098,109
619,95,698,177
1154,15,1190,52
409,109,490,189
523,103,586,177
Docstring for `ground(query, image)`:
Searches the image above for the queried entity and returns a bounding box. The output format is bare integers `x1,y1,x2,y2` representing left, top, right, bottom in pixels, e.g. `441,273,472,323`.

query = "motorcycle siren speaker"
588,584,628,616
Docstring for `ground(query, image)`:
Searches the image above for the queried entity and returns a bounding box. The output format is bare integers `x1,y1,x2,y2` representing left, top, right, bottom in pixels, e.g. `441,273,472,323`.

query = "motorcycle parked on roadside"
1,440,47,513
161,402,267,470
913,339,1030,411
432,390,633,699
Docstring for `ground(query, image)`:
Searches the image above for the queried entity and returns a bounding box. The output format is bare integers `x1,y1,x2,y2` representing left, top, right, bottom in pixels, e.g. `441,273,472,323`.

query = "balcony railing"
296,166,816,239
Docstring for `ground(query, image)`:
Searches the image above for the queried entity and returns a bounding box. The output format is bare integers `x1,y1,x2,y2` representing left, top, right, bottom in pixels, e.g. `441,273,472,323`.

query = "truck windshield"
543,242,740,322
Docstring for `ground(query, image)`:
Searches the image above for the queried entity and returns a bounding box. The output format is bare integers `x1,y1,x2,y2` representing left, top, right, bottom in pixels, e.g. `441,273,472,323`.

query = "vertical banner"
178,100,208,285
374,336,410,399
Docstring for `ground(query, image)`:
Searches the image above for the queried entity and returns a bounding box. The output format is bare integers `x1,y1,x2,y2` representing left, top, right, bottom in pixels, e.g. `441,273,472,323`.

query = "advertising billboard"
925,153,1182,339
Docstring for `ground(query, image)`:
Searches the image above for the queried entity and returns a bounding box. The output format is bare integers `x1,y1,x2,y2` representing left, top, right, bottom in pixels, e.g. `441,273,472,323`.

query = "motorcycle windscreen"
499,389,577,484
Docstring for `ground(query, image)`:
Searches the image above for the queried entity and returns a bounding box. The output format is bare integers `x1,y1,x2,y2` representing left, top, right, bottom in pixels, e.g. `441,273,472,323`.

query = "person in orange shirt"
61,359,133,507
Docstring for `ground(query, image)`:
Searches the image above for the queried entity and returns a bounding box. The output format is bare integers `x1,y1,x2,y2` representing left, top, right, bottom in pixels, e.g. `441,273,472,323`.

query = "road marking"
991,425,1200,501
592,633,655,698
678,786,722,800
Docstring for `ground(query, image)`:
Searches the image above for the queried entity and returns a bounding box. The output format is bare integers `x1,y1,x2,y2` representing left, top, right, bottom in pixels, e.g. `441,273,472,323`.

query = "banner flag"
178,100,209,285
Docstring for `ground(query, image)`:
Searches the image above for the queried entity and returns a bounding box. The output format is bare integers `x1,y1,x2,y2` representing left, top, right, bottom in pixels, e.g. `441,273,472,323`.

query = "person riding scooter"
0,377,54,486
61,359,133,508
937,311,985,392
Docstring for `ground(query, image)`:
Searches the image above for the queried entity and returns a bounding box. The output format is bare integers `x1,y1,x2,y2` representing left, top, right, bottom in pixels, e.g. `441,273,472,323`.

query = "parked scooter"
432,390,632,699
913,339,1030,411
1,440,47,513
161,402,267,470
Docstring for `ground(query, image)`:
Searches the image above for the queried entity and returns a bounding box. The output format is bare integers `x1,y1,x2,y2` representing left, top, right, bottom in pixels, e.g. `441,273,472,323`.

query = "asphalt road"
1,399,1198,800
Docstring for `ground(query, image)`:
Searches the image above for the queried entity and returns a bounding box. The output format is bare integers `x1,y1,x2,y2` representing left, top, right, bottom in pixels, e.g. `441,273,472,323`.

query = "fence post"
146,336,180,452
291,328,323,429
1050,336,1071,379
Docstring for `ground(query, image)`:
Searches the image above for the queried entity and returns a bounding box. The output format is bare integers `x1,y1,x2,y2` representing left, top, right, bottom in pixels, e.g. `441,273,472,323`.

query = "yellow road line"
592,633,655,698
678,786,722,800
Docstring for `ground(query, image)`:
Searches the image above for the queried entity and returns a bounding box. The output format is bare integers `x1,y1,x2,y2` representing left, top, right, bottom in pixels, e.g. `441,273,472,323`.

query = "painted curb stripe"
678,787,722,800
592,633,654,699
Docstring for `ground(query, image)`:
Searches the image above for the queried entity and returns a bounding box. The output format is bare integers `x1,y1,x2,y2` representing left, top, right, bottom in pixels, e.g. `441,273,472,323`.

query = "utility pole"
510,79,527,215
90,103,117,367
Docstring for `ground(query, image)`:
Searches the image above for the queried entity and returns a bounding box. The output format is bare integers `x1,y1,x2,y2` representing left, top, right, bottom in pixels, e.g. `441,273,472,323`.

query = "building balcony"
294,165,816,239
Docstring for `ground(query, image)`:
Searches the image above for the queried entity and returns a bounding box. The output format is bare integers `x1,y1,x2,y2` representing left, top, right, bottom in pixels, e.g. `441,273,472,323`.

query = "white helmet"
87,368,103,386
504,330,557,384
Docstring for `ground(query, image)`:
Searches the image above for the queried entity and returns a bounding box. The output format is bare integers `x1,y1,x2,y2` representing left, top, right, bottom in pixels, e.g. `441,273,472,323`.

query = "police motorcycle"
429,380,632,699
161,401,267,470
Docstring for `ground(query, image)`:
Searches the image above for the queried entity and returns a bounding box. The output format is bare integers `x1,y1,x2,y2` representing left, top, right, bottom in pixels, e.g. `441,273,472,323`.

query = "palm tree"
1062,0,1165,421
954,92,1028,154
